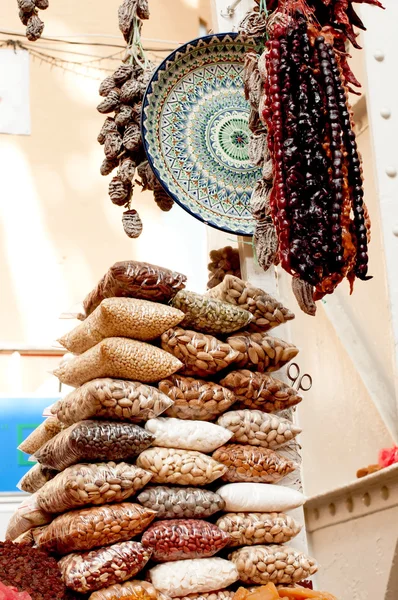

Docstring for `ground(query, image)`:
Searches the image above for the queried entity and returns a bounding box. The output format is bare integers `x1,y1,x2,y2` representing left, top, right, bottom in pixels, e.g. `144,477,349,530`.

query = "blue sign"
0,397,59,492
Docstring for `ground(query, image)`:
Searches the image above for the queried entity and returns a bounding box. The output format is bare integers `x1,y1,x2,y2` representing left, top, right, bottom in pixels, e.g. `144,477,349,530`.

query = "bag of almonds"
6,494,52,541
53,337,183,387
217,410,301,449
161,328,238,378
212,445,297,483
159,375,236,421
207,275,295,332
217,483,305,513
136,448,227,486
219,370,302,413
82,260,187,318
33,502,155,554
18,416,63,455
59,298,185,354
137,486,225,519
229,545,318,586
89,580,160,600
216,513,302,547
58,541,152,593
17,463,57,494
34,420,154,471
142,519,230,562
226,333,299,373
52,378,174,426
36,462,152,514
145,417,233,453
171,290,253,335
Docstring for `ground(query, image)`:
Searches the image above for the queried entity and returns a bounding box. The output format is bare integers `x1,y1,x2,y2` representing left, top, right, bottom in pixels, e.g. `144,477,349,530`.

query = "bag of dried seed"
160,328,238,378
36,462,152,514
159,375,236,421
89,580,160,600
58,541,152,593
171,290,253,335
217,410,301,449
216,483,305,512
59,298,185,354
53,378,174,426
145,417,233,453
229,545,318,586
142,519,230,562
136,448,227,486
53,338,183,387
17,463,57,494
137,486,225,520
34,420,154,471
33,502,155,554
178,593,235,600
148,557,239,598
82,260,187,318
216,512,302,547
219,370,302,413
5,494,52,541
226,333,299,373
18,416,63,455
212,445,297,483
207,275,295,332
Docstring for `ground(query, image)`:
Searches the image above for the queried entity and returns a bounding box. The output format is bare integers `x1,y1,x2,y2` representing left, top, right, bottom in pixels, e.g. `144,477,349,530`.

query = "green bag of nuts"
207,275,295,332
34,420,154,471
171,290,253,335
136,447,227,486
226,332,299,373
52,378,174,426
18,416,63,455
137,486,225,520
33,502,155,554
159,375,236,421
36,462,152,514
59,298,185,354
216,512,302,547
17,463,57,494
212,444,297,483
217,410,301,449
160,328,239,378
229,545,318,585
53,337,183,387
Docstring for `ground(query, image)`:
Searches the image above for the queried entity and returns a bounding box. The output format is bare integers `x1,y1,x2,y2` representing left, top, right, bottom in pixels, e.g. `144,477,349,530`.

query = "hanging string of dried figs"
97,0,174,239
17,0,48,41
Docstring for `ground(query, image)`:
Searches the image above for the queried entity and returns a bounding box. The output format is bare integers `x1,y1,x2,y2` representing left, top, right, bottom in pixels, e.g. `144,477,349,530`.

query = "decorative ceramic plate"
142,33,262,235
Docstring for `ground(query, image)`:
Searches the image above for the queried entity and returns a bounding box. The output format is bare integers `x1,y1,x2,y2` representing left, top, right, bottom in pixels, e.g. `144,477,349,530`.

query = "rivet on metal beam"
374,49,385,62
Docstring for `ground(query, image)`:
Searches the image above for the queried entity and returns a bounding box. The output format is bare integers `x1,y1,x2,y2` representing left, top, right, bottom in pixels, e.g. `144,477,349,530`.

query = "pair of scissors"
287,362,312,392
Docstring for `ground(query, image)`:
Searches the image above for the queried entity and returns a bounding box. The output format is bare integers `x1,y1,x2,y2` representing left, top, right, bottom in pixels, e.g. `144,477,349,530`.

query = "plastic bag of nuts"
33,502,155,554
145,417,233,453
212,445,297,483
36,462,152,514
53,337,183,387
59,298,185,354
160,329,239,378
171,290,253,335
226,333,299,373
17,463,57,494
207,276,295,332
89,580,160,600
216,483,305,513
58,541,152,593
52,378,174,426
159,375,236,421
137,486,225,519
148,557,239,597
6,493,52,541
219,371,302,413
229,545,318,585
34,420,154,471
217,410,301,449
216,513,302,547
82,260,187,318
136,447,227,486
142,519,231,562
18,416,63,455
178,592,235,600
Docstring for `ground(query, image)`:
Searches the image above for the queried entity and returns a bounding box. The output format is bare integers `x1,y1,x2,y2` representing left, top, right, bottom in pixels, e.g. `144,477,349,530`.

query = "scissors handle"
287,362,312,392
287,362,300,383
298,373,312,392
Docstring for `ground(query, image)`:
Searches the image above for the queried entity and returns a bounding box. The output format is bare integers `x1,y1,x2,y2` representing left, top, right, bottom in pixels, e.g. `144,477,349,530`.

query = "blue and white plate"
142,33,262,235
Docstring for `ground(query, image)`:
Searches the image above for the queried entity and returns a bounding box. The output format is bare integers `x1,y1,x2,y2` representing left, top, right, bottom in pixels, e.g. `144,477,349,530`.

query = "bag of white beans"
216,483,305,512
145,417,233,453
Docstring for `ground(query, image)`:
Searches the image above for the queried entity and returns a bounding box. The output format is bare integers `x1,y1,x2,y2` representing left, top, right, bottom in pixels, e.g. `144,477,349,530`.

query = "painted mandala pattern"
142,33,262,235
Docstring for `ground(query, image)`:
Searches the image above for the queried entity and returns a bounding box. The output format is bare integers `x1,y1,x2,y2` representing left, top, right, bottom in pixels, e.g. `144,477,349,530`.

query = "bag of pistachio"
217,410,301,449
207,275,294,332
226,332,299,373
171,290,253,335
212,444,297,483
17,463,57,494
137,486,225,520
216,512,302,547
